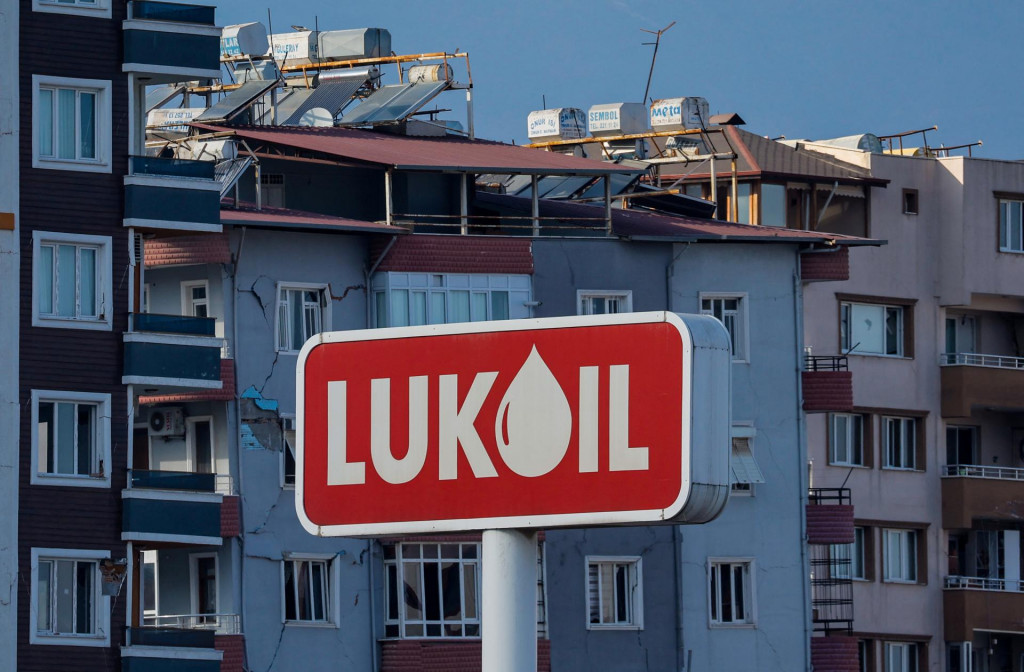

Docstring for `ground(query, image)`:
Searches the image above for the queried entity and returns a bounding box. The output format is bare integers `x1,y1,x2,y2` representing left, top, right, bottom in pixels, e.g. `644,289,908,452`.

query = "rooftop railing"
945,575,1024,592
940,352,1024,369
128,0,216,25
942,464,1024,481
129,155,216,180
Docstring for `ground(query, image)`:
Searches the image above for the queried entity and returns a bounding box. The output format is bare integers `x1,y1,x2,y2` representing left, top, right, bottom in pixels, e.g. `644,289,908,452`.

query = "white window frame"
700,293,749,363
185,416,215,475
882,528,918,584
841,301,905,357
882,416,917,470
181,280,210,318
30,390,111,488
281,553,340,627
189,552,219,619
585,555,643,630
32,75,111,172
373,272,531,328
884,641,919,672
32,0,111,18
280,415,296,490
999,199,1024,253
383,542,483,639
852,526,867,581
829,413,866,467
30,547,111,647
708,558,756,627
32,231,112,331
141,550,159,619
275,282,329,354
577,290,633,316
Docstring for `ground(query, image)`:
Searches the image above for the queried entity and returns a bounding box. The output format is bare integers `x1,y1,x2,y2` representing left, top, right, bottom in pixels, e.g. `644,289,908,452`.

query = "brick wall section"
371,235,533,274
220,496,241,537
139,359,235,405
214,634,246,672
380,639,550,672
144,233,231,268
802,371,853,412
800,247,849,282
810,635,860,672
806,504,855,544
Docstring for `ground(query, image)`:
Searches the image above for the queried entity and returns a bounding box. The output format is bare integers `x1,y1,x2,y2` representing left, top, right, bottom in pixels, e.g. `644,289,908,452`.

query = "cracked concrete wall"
0,0,18,668
231,227,376,672
533,239,808,672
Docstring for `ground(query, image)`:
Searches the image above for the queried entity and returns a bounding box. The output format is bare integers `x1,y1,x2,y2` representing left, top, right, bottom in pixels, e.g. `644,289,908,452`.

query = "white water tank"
649,97,709,131
221,23,269,62
266,31,320,65
319,29,391,61
587,103,649,137
527,108,587,142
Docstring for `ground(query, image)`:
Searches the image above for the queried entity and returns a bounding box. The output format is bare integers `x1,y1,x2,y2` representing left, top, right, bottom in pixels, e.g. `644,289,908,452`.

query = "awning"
731,438,765,485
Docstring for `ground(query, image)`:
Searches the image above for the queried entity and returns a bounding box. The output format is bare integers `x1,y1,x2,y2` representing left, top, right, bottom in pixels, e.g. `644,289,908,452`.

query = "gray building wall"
533,239,810,672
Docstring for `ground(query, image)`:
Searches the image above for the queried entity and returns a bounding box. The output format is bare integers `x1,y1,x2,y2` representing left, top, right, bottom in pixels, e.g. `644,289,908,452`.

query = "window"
943,315,976,362
883,529,918,583
999,198,1024,253
700,294,748,361
829,413,865,466
884,642,919,672
578,290,632,315
828,542,853,580
860,640,873,672
730,431,764,495
31,390,111,487
33,0,110,18
182,281,209,318
190,553,218,626
902,189,919,215
141,550,158,619
186,417,214,475
276,284,327,352
946,426,978,467
33,231,111,330
374,273,531,328
282,425,296,488
586,557,642,629
760,183,786,227
30,548,110,646
384,542,481,638
33,76,110,171
883,417,917,470
708,559,754,626
851,527,866,580
841,301,906,357
261,173,286,207
282,555,337,625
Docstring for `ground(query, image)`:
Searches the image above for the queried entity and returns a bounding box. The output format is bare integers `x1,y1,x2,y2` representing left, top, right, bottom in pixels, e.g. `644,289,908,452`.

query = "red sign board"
296,312,694,536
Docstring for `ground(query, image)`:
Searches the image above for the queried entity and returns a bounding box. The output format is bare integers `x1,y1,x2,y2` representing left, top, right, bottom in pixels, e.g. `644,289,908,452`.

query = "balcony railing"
809,487,852,505
145,613,241,634
943,464,1024,481
941,352,1024,369
129,469,235,494
805,355,849,372
130,312,217,337
129,155,216,180
128,0,216,25
945,575,1024,592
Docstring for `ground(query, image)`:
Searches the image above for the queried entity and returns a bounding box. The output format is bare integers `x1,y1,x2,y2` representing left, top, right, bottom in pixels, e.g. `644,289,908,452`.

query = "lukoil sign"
296,312,732,536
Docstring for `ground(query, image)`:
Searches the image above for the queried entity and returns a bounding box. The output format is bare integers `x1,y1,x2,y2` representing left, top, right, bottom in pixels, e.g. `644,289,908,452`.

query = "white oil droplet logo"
494,345,573,477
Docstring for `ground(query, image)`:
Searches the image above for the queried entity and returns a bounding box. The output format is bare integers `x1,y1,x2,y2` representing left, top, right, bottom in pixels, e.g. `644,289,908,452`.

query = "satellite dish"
298,108,334,127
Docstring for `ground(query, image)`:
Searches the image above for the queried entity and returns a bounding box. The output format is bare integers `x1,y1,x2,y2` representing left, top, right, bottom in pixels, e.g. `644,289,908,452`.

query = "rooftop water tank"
649,97,709,132
527,108,587,142
587,103,649,137
319,29,391,62
221,23,269,62
814,134,883,154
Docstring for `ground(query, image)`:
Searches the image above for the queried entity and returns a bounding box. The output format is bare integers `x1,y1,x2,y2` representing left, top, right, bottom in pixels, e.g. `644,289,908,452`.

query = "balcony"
123,1,221,83
943,575,1024,641
125,157,222,233
940,352,1024,417
123,615,242,672
807,488,854,635
941,464,1024,530
802,355,853,413
122,469,237,545
123,313,224,393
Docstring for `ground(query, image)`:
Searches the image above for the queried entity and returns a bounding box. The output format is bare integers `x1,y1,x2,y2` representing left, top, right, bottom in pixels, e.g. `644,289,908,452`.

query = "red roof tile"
193,124,637,176
371,235,533,274
139,360,235,405
145,233,231,268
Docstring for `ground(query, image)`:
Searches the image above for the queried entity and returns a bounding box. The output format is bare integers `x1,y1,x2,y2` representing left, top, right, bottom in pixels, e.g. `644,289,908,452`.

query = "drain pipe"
231,226,247,637
368,539,378,671
793,261,813,671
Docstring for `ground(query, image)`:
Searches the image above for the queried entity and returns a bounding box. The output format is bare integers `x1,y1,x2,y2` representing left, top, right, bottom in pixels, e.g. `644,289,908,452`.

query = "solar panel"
337,81,447,126
146,84,185,112
195,79,279,124
283,77,366,126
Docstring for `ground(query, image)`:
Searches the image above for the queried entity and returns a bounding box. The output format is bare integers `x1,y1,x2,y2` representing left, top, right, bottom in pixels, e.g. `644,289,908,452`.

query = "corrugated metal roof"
193,123,640,175
370,234,533,274
144,233,232,268
139,360,235,404
475,192,881,245
220,203,403,233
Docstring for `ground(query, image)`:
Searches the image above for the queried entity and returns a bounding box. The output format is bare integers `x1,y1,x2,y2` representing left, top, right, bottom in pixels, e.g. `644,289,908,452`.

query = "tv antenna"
641,21,676,106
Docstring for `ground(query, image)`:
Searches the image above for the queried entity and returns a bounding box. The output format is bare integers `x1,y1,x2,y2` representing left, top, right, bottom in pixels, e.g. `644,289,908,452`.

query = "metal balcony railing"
129,155,216,180
144,612,241,634
942,464,1024,481
808,487,852,506
940,352,1024,369
805,355,849,372
128,0,216,25
130,312,217,336
129,469,235,495
809,544,853,634
945,575,1024,592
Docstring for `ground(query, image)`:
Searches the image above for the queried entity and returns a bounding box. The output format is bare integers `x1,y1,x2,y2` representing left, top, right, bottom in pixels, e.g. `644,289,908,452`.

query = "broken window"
384,542,481,638
283,557,332,624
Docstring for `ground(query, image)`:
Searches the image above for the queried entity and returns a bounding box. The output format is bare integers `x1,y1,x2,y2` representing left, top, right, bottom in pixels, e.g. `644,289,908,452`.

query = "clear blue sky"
212,0,1024,159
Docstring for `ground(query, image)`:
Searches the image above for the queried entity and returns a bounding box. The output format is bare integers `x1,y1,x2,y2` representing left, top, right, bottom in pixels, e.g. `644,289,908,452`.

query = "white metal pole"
482,529,538,672
385,169,393,226
460,174,468,235
531,175,540,237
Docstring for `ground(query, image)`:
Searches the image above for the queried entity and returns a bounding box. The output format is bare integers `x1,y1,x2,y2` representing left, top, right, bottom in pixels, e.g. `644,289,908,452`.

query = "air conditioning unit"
149,407,185,437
